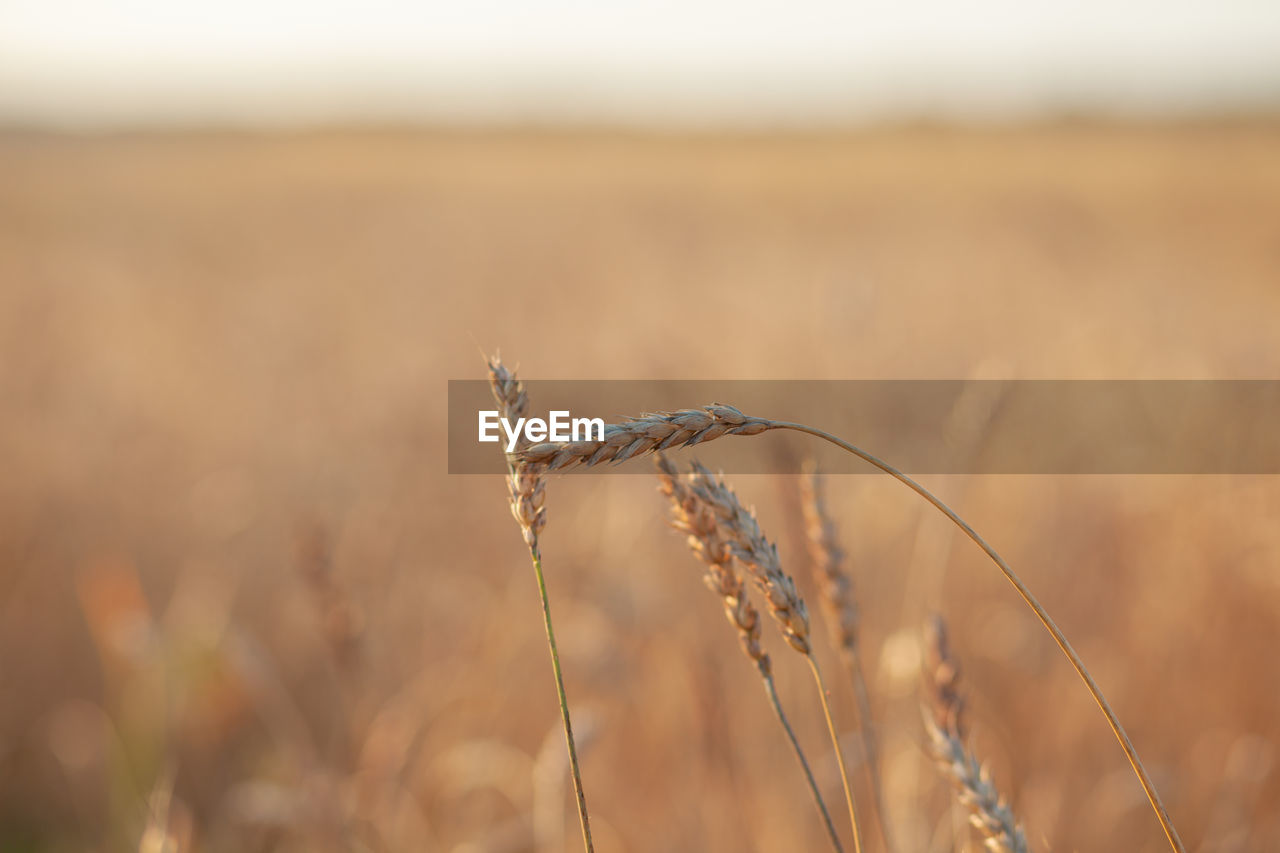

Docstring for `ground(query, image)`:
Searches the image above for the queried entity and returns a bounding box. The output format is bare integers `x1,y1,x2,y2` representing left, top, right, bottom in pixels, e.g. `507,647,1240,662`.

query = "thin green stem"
807,656,864,853
760,669,846,853
771,420,1185,853
528,546,594,853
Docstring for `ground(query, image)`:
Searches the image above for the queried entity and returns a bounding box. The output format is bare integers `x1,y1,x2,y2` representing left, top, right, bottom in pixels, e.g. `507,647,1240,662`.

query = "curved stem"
761,670,846,853
770,420,1184,853
528,546,594,853
807,656,864,853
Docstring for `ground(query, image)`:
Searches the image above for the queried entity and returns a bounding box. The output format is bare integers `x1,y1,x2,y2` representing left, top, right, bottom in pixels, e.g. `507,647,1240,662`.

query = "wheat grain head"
656,453,771,675
487,357,547,548
923,615,1029,853
519,405,770,471
799,466,859,658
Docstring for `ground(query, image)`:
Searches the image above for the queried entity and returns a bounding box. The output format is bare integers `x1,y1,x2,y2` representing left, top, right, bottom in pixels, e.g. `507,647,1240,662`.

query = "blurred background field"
3,1,1280,850
1,123,1279,852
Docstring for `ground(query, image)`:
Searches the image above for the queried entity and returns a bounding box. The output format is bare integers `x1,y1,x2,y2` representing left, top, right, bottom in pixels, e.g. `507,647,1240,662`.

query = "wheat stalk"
516,406,1184,853
800,466,895,853
664,458,864,853
487,356,592,853
656,454,844,852
923,615,1029,853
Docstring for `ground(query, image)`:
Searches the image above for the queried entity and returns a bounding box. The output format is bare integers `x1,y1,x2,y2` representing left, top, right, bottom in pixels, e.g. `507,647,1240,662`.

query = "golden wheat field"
1,124,1279,852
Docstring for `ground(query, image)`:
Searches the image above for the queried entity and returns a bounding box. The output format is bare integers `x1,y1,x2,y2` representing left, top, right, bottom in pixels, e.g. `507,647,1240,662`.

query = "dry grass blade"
923,615,1029,853
486,355,593,853
800,467,894,853
656,453,844,852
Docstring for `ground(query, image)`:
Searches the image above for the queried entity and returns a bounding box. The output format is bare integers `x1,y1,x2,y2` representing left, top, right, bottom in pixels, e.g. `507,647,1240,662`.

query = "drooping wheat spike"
520,404,770,470
656,454,843,852
519,406,1184,853
923,615,1029,853
486,356,592,853
669,460,862,853
800,466,894,853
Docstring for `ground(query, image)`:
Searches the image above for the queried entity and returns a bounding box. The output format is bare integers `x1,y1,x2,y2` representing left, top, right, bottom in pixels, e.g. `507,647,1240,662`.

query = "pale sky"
1,0,1278,126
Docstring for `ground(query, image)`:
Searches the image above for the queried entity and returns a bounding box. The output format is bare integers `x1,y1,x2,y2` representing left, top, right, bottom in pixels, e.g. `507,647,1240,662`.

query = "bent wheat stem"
771,420,1184,853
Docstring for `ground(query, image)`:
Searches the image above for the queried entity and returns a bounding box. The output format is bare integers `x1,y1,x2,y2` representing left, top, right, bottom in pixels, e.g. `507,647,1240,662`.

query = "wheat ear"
517,408,1184,853
923,615,1030,853
521,404,770,470
670,460,863,853
487,356,592,853
800,466,895,853
656,454,844,852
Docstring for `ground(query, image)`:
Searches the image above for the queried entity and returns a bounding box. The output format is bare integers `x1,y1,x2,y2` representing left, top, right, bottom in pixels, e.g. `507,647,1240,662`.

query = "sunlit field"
1,124,1278,852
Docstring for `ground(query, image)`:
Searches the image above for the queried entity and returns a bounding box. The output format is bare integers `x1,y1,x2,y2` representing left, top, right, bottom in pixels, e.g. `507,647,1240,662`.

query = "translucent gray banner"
449,380,1280,474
